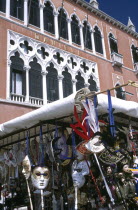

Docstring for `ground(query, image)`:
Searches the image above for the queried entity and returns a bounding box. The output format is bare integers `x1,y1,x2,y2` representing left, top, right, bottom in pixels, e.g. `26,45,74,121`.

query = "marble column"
24,0,28,26
6,0,10,18
24,66,30,103
40,3,44,33
54,11,59,39
42,70,48,105
6,60,11,99
72,79,77,93
58,75,64,99
80,24,84,50
67,18,72,44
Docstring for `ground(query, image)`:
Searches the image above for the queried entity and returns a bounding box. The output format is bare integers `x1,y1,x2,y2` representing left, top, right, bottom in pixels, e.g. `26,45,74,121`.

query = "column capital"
72,79,77,84
67,18,71,23
53,11,59,17
7,59,12,66
79,24,83,28
41,70,48,75
85,83,90,88
39,3,45,9
58,75,64,80
23,65,30,71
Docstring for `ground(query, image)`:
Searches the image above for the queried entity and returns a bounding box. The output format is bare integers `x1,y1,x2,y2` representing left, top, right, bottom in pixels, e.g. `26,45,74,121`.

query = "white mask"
31,166,50,190
22,155,31,180
72,160,90,188
85,135,105,154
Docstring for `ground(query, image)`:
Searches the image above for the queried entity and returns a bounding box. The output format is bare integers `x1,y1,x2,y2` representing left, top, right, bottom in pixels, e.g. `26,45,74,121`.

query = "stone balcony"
134,62,138,74
111,52,123,67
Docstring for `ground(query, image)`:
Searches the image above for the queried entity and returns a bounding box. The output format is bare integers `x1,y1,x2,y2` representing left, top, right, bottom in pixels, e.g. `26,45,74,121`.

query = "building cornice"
73,0,138,39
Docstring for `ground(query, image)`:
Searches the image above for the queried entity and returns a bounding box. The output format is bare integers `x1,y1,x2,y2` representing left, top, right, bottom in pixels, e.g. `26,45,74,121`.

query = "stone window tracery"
8,30,99,105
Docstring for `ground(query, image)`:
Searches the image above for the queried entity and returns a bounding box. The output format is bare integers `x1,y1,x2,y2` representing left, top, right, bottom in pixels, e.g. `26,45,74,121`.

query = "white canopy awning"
0,90,138,138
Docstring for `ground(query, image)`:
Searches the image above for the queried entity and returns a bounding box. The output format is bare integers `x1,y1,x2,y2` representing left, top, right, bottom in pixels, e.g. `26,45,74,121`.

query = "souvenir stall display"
0,85,138,209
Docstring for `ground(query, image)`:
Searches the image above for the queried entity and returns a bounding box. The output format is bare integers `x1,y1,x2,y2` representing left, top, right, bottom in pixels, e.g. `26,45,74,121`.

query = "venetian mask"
54,135,68,160
85,134,105,154
31,166,50,190
72,160,90,188
22,155,31,180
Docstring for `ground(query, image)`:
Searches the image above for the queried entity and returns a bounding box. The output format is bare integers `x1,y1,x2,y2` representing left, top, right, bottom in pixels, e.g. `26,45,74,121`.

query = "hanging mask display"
22,155,31,180
31,166,50,190
72,160,90,189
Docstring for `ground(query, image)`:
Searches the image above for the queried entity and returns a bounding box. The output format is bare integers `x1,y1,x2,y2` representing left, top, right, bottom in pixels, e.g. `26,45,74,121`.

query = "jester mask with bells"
22,155,31,180
72,160,90,189
31,166,50,190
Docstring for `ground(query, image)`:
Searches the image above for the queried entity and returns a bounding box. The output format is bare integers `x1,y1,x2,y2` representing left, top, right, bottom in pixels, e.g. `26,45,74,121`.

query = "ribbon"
107,90,116,138
26,130,29,156
39,125,44,166
94,153,115,205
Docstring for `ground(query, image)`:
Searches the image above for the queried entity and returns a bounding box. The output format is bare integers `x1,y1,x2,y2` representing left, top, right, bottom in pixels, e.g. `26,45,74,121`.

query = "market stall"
0,84,138,210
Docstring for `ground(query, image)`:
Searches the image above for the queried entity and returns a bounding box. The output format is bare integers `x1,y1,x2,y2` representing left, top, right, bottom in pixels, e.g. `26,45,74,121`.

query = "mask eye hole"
44,173,48,177
36,173,41,176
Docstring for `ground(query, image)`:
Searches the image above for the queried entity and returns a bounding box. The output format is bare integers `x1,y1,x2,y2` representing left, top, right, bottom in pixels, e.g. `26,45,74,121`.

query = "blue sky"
85,0,138,32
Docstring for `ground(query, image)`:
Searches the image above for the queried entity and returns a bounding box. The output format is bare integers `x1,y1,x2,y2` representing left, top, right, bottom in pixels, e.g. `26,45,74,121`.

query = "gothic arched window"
58,8,68,40
44,2,55,34
10,0,24,20
71,15,80,45
0,0,6,13
131,45,138,64
10,52,25,96
76,72,85,91
62,68,73,98
83,21,92,50
109,33,118,54
94,26,103,54
115,84,125,100
28,0,40,27
88,76,97,91
29,58,42,99
46,63,59,102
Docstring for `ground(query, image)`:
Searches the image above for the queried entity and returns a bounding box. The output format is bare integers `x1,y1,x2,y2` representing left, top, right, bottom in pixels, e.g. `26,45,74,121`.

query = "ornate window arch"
131,44,138,64
0,0,6,13
115,83,125,100
58,8,68,40
44,1,55,34
10,0,24,20
83,21,92,50
62,68,73,98
88,76,97,91
10,51,25,96
46,63,59,102
28,0,40,27
71,15,80,45
109,33,118,54
75,72,85,91
29,57,42,99
94,26,103,54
